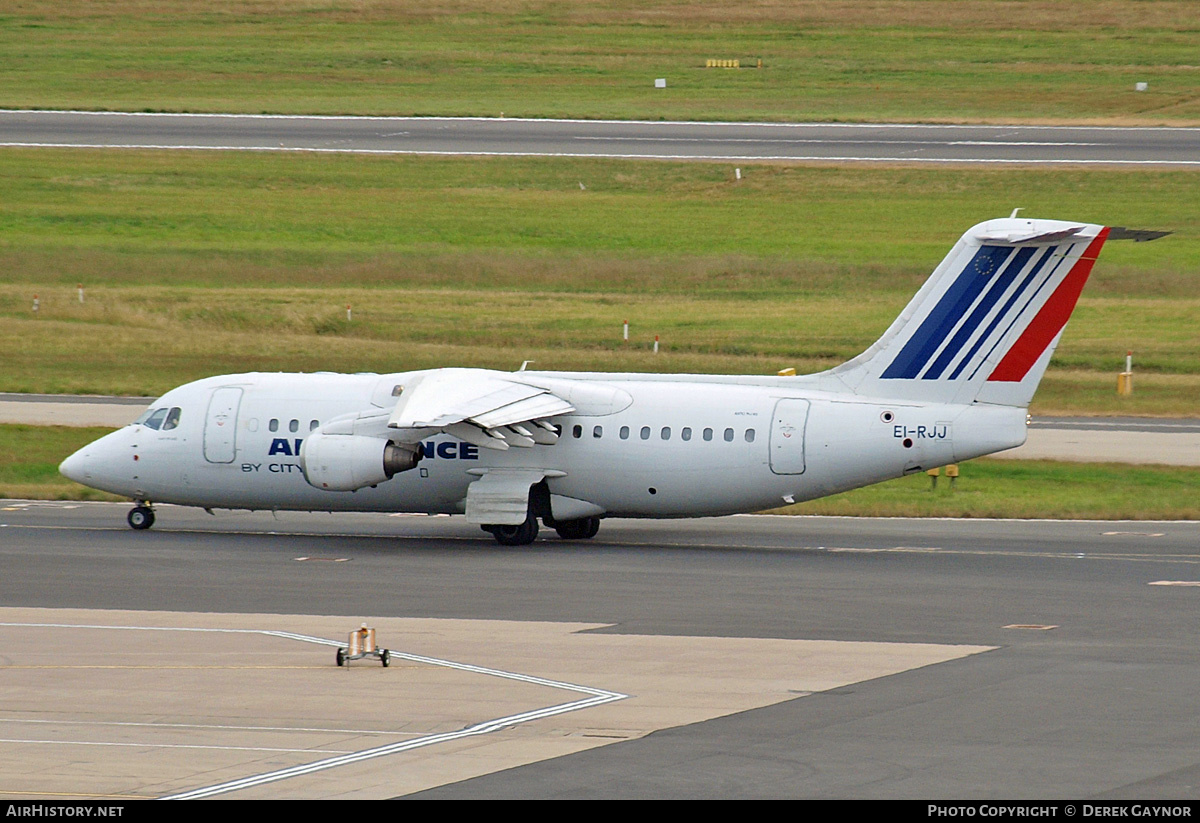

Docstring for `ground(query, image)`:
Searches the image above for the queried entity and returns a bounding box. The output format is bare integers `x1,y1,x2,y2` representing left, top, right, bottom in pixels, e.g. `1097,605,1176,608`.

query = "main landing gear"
553,515,600,540
482,514,601,546
483,514,539,546
127,502,155,530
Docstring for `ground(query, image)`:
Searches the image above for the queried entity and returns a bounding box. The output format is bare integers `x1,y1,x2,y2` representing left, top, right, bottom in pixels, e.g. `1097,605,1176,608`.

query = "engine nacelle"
300,432,420,492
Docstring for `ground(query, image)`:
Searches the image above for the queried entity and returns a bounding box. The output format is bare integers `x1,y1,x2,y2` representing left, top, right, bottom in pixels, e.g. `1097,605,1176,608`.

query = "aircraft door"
769,399,810,475
203,387,243,464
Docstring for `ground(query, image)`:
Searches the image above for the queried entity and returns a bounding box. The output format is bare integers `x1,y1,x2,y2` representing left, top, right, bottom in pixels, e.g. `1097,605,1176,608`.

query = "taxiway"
2,502,1198,798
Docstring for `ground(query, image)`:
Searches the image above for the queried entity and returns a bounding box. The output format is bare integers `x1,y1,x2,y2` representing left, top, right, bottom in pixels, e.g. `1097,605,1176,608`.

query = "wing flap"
387,368,574,449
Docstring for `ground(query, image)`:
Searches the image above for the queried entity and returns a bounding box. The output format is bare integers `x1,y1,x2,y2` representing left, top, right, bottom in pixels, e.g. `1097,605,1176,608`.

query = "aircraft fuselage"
62,371,1025,519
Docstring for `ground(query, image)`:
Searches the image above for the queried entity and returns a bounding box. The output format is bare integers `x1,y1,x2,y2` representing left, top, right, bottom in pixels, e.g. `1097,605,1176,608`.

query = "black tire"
336,648,346,667
555,516,600,540
127,506,155,530
489,516,539,546
381,649,390,667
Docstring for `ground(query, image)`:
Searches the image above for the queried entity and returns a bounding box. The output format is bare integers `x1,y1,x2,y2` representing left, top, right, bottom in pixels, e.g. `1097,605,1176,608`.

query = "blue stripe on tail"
880,245,1013,380
922,246,1037,379
947,245,1057,380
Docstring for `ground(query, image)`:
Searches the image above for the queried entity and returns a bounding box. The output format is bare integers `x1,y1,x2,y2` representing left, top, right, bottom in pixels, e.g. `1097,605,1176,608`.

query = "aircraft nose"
59,447,92,484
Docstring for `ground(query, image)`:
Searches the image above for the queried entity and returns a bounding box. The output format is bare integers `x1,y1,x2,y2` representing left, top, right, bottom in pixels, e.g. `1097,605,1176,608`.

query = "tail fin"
824,217,1109,408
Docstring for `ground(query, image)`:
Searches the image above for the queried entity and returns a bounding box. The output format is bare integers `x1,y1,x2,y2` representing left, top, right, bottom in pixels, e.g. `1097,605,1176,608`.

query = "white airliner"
59,217,1151,544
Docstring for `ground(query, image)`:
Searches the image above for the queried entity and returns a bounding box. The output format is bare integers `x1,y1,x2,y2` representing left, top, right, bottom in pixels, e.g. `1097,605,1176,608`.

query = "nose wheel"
127,505,155,530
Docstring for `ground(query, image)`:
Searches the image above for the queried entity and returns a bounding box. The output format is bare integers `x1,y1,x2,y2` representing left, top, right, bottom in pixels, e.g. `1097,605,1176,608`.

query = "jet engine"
300,432,420,492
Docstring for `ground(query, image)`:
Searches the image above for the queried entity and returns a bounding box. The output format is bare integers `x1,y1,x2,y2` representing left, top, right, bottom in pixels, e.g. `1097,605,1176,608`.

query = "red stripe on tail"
987,228,1110,383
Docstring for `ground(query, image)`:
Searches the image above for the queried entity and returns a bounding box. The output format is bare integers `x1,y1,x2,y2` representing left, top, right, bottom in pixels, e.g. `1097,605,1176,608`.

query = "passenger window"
161,407,182,431
724,427,734,442
269,419,279,432
593,425,603,438
745,429,756,443
572,425,582,438
640,426,651,440
682,427,692,441
246,418,259,432
289,419,299,433
309,419,320,431
143,408,168,430
703,428,713,441
620,426,630,440
661,427,671,440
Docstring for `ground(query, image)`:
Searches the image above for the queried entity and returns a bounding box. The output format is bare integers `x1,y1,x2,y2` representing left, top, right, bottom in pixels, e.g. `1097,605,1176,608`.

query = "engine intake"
300,432,420,492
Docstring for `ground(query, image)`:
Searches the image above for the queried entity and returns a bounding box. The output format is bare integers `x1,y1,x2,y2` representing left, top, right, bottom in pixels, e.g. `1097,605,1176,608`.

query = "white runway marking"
1,620,628,800
2,142,1199,166
163,689,627,800
578,136,1104,147
5,110,1200,133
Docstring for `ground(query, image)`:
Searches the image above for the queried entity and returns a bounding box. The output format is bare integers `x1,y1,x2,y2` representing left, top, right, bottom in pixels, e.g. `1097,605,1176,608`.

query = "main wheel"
554,516,600,540
381,649,391,667
336,648,346,667
127,506,155,530
487,516,539,546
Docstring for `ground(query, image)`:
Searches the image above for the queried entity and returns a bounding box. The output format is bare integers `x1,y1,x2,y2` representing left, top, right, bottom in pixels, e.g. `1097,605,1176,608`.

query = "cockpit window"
133,408,155,425
161,407,182,431
142,408,168,430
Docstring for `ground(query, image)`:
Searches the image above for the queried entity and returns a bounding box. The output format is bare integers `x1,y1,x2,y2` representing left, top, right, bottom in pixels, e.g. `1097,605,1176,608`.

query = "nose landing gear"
127,503,155,530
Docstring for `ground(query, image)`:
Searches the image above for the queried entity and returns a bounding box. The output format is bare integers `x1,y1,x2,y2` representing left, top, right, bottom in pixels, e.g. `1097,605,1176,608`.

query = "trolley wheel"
381,649,390,667
336,648,346,667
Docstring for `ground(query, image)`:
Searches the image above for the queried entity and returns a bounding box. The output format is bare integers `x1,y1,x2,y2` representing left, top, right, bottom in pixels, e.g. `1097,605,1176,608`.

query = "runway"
2,501,1199,798
3,110,1199,165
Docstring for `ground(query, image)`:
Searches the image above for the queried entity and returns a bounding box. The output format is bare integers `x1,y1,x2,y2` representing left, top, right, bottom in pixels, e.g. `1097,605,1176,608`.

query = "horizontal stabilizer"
974,225,1084,245
1107,227,1171,242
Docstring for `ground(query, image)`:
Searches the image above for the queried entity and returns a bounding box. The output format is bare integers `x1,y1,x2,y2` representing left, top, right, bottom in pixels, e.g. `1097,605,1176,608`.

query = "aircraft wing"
387,368,574,450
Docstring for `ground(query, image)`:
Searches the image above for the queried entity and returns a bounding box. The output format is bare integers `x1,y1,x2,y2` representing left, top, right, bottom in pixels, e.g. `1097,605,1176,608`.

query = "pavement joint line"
0,717,426,737
8,500,1200,526
0,620,629,800
5,524,1200,561
0,737,353,754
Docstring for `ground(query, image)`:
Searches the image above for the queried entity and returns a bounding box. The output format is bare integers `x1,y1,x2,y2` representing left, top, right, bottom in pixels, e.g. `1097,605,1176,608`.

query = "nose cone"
59,446,91,484
59,428,139,496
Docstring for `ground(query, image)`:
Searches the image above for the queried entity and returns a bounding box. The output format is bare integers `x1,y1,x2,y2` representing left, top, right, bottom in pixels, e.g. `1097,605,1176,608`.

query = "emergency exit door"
769,399,810,475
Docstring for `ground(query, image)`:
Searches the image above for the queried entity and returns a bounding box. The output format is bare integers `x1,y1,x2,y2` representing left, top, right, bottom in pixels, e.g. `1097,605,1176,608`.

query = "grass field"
6,425,1197,519
1,1,1198,125
1,149,1196,413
